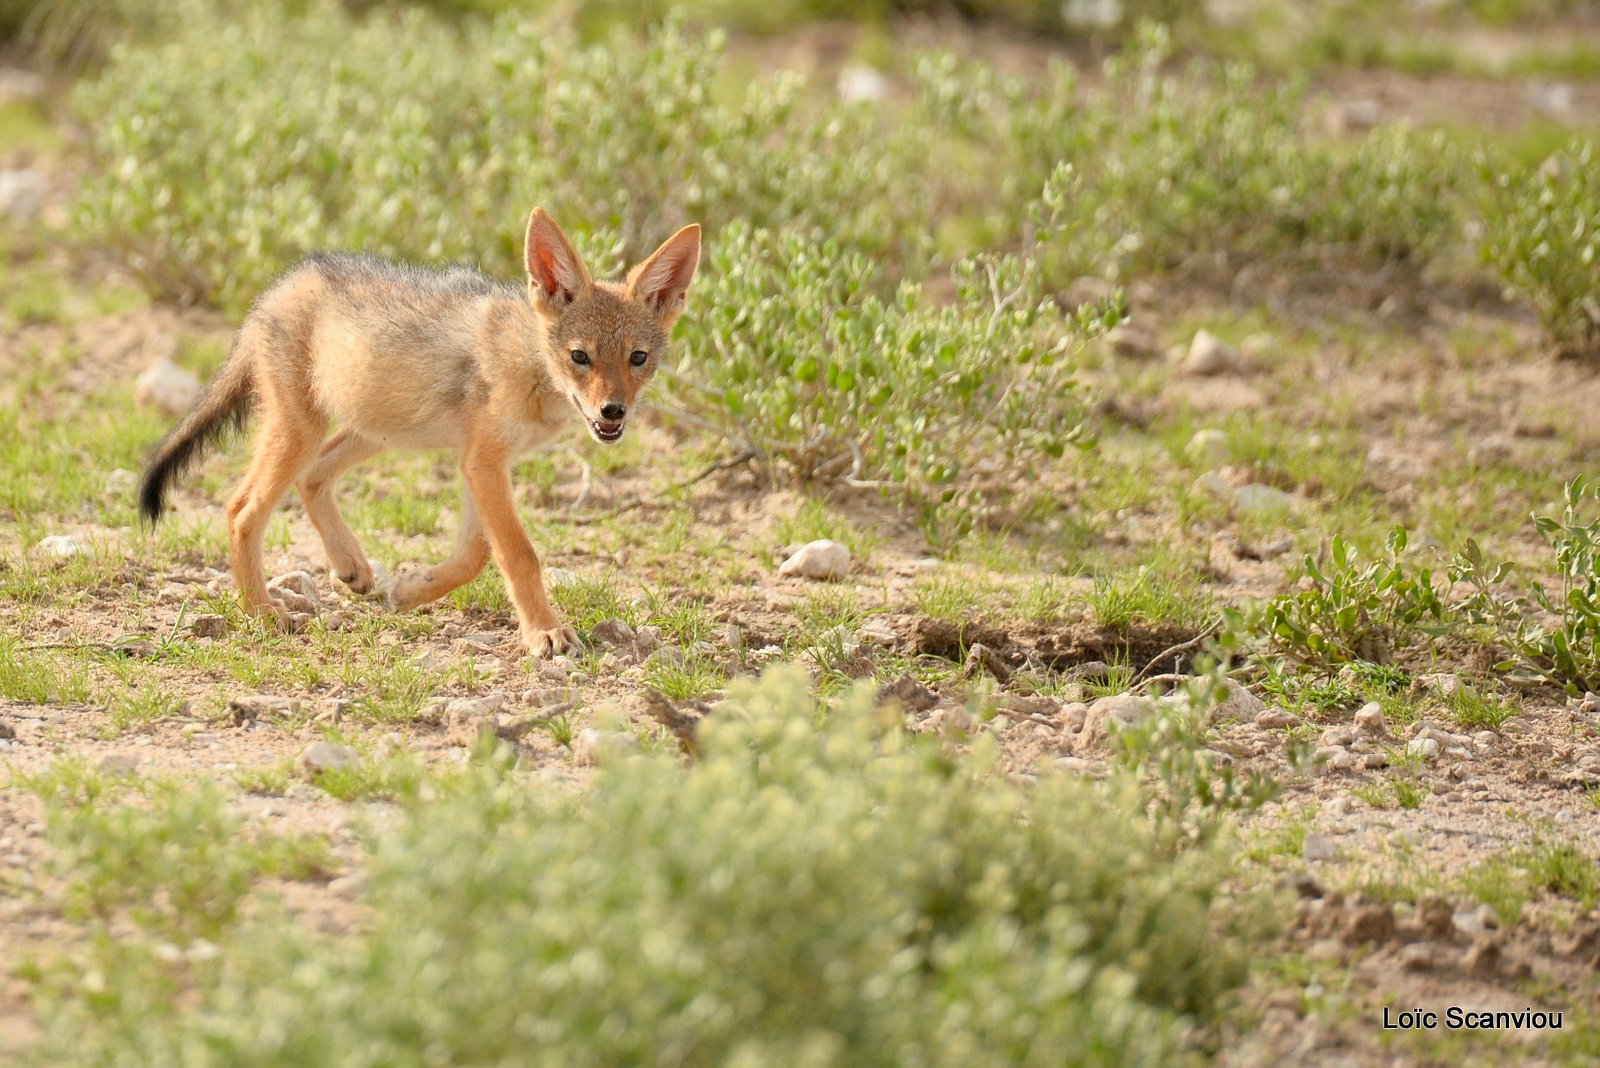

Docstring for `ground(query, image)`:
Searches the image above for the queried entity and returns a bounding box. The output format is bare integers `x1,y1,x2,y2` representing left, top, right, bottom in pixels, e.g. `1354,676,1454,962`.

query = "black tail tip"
138,466,167,525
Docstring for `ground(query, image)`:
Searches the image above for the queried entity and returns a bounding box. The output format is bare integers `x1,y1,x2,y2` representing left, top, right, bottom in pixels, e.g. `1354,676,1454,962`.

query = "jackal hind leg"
298,428,383,594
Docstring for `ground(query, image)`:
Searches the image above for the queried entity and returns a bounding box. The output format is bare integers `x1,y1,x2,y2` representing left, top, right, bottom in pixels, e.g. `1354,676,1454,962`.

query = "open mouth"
590,420,625,443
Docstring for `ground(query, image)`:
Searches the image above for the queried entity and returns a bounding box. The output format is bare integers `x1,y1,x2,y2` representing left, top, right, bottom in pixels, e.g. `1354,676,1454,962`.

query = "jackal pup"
139,209,700,657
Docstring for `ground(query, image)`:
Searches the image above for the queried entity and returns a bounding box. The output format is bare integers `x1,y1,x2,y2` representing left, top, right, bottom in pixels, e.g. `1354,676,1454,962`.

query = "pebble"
1185,428,1230,467
1255,707,1302,729
36,534,87,559
836,62,890,105
1179,330,1240,376
590,618,637,647
0,168,47,220
1414,672,1464,698
1104,322,1161,361
1234,483,1292,514
97,753,140,777
1399,943,1436,972
300,741,360,774
134,358,201,416
879,674,938,712
777,539,852,581
443,693,507,719
1407,737,1441,761
572,728,640,767
1320,726,1357,747
1353,702,1387,737
1315,746,1354,772
189,614,229,639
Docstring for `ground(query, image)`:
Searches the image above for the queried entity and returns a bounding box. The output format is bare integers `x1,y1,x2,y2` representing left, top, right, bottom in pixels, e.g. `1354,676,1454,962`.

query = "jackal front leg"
461,448,578,659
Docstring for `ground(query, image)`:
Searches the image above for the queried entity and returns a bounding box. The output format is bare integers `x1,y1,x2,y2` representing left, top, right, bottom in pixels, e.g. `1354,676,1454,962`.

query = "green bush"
673,220,1105,497
75,4,926,314
916,25,1462,280
29,668,1255,1067
1481,140,1600,360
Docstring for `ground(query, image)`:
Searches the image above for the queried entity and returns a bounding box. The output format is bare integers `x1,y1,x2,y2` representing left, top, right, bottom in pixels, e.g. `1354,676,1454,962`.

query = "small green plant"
1087,567,1210,632
1242,527,1448,667
1480,140,1600,360
1453,478,1600,692
1111,664,1282,839
1447,685,1517,731
640,648,725,700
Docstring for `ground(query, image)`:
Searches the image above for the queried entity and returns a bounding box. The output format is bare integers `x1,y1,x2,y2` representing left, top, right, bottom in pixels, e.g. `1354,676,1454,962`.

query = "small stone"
540,660,569,683
1415,673,1464,698
1315,746,1353,772
1105,321,1161,361
1185,428,1230,467
36,534,86,559
635,625,663,652
97,753,140,777
879,674,937,712
1180,330,1240,376
1342,903,1395,945
300,740,360,774
134,358,202,417
722,623,744,651
267,571,320,614
1354,702,1387,737
1302,833,1338,861
836,62,889,105
961,642,1011,682
1320,726,1357,747
1399,942,1436,972
1001,693,1060,718
856,619,898,646
0,168,47,220
1213,680,1265,720
1084,694,1159,747
229,694,298,723
572,728,640,767
1360,751,1388,769
778,539,852,581
1473,730,1498,750
1256,707,1302,729
590,618,637,648
443,693,507,719
1060,702,1089,733
189,614,229,639
1234,483,1292,514
1406,737,1441,761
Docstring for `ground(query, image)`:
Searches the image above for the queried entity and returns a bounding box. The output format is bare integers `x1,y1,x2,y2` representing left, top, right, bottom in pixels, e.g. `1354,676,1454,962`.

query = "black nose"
600,403,626,421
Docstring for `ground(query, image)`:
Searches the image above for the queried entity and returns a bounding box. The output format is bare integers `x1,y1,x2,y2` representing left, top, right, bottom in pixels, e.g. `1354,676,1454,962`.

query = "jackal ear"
525,208,591,316
627,224,701,326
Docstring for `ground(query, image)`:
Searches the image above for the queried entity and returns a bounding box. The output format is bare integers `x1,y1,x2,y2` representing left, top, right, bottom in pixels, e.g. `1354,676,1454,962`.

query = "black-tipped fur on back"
138,344,254,524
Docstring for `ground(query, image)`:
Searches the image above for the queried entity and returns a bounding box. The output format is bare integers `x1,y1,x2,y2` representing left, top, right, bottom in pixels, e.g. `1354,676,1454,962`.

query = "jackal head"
524,207,701,445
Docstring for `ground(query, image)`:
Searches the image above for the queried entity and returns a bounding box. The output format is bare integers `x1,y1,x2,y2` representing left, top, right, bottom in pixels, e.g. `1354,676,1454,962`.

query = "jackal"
139,208,700,657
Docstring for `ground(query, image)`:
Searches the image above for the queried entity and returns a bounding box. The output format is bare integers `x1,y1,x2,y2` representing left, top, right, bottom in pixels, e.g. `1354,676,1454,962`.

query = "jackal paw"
334,559,382,596
252,601,312,635
523,624,579,659
388,569,438,612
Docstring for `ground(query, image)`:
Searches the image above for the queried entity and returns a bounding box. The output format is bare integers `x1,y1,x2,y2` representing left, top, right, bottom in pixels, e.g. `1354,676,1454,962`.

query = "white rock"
590,618,637,647
1214,680,1265,719
1180,330,1240,376
836,63,890,105
1234,483,1292,514
36,534,86,558
443,693,507,719
134,358,201,417
1354,702,1388,737
98,753,140,777
1406,737,1441,761
1185,428,1230,467
778,539,852,581
1256,707,1301,729
1315,745,1354,771
1415,673,1464,698
1193,472,1233,500
1320,726,1357,747
0,168,46,220
572,728,640,767
301,741,360,774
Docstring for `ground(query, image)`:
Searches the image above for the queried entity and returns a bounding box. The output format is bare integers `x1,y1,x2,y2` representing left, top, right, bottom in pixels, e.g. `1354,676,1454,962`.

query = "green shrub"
1454,477,1600,692
29,667,1255,1067
1235,527,1449,668
1481,140,1600,360
916,25,1462,281
75,5,927,314
673,221,1103,497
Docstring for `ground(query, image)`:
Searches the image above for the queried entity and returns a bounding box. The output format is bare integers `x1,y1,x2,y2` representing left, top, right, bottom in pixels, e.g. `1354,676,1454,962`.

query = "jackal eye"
569,349,590,366
629,350,649,367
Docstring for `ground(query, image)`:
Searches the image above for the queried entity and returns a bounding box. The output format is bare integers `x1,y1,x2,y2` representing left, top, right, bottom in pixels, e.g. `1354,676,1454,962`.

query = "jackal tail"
138,343,254,523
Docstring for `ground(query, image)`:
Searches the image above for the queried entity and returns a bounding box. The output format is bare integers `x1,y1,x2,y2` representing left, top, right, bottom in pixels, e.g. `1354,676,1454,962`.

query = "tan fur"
142,209,701,657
